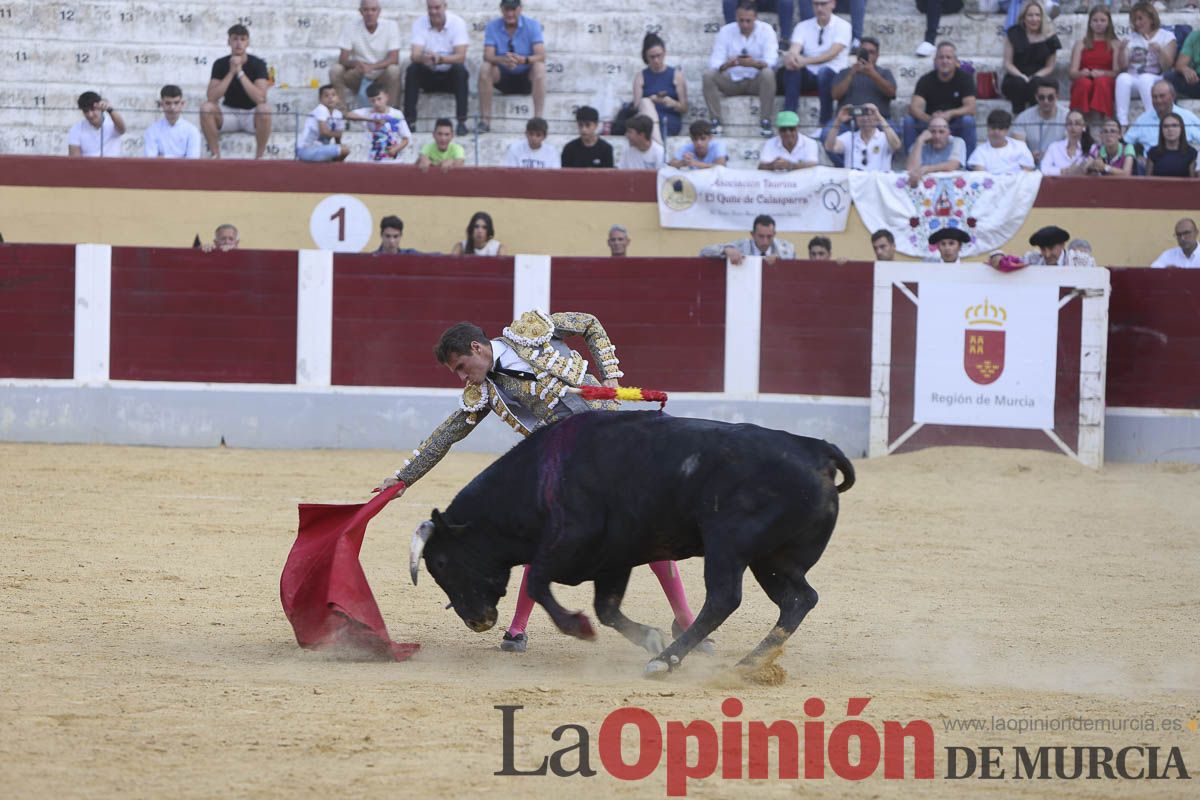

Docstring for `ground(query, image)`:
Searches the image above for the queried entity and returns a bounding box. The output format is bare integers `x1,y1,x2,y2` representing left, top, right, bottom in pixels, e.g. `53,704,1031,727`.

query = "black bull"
409,411,854,675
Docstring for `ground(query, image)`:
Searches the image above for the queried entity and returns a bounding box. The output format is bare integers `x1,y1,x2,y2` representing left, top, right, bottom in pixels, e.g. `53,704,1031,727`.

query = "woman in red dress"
1069,6,1118,125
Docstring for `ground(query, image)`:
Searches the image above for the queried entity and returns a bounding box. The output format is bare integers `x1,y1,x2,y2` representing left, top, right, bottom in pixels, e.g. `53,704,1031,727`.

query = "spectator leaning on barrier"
203,224,239,252
417,117,467,171
703,1,780,137
781,0,852,128
144,85,200,159
561,106,614,169
347,82,412,163
406,0,470,136
452,211,504,255
700,213,796,264
376,215,422,254
618,115,667,170
201,24,271,159
904,41,978,160
1023,225,1070,265
1124,80,1200,155
1011,77,1069,165
297,84,350,163
968,109,1036,174
1066,238,1098,267
807,236,832,260
1151,217,1200,268
332,0,402,111
669,120,729,169
906,116,966,187
478,0,546,133
503,116,559,168
871,229,897,260
823,102,899,171
758,110,820,170
607,225,630,256
1167,28,1200,100
67,91,125,157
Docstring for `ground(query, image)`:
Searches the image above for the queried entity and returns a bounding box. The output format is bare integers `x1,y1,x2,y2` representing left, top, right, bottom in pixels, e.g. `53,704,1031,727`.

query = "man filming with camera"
823,102,899,171
826,35,896,167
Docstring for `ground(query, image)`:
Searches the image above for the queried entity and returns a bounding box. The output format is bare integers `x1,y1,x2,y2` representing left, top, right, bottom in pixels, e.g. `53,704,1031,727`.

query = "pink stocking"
506,564,535,636
649,560,695,629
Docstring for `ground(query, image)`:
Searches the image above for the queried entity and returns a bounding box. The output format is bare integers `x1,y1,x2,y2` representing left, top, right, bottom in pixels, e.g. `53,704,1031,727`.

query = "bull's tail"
826,442,855,494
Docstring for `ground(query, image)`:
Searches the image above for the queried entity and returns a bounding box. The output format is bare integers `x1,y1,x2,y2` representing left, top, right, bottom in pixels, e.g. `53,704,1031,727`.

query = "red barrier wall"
332,255,514,387
109,248,298,383
1107,267,1200,409
549,258,726,392
0,244,75,379
760,260,874,396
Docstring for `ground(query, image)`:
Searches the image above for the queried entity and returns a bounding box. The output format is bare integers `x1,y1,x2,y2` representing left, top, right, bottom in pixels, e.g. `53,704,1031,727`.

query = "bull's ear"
432,508,469,534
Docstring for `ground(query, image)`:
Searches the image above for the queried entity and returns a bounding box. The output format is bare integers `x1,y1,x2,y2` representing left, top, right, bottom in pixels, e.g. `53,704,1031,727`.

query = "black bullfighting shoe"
673,621,717,656
500,631,528,653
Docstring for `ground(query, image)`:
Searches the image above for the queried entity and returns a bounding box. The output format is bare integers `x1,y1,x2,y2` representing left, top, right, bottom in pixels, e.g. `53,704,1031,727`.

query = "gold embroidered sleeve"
394,407,487,486
550,311,624,381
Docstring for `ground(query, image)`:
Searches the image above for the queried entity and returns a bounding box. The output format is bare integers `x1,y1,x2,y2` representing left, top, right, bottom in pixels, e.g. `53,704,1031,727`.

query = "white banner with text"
657,166,851,232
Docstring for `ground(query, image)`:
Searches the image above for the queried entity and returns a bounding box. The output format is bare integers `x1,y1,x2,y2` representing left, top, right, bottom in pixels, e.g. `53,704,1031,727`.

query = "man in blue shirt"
1124,79,1200,155
477,0,545,133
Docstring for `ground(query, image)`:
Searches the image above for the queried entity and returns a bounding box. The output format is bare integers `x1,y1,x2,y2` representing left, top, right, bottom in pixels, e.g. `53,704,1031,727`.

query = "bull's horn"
410,520,435,585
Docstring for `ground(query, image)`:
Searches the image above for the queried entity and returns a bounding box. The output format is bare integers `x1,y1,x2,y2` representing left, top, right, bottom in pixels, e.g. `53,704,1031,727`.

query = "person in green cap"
757,110,819,171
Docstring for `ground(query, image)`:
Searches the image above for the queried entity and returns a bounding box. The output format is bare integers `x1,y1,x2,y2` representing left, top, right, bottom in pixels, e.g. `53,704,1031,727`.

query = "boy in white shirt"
347,82,411,163
618,114,667,170
144,85,201,158
298,84,350,162
967,109,1035,175
502,116,559,168
67,90,125,157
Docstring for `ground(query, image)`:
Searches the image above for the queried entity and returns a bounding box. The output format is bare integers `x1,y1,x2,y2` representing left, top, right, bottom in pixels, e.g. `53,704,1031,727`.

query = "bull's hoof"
643,654,680,678
641,628,668,655
499,632,528,653
572,613,597,641
672,620,717,656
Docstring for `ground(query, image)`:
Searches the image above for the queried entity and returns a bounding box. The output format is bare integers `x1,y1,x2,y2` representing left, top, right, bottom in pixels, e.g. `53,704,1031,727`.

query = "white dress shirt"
793,15,852,75
411,12,469,72
707,20,779,82
1151,246,1200,268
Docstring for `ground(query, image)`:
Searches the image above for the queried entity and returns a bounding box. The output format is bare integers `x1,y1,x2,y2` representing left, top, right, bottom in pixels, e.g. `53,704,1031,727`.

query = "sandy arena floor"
1,440,1198,798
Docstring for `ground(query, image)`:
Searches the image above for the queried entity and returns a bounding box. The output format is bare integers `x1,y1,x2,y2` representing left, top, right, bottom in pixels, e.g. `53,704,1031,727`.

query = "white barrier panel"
73,243,112,384
296,250,334,387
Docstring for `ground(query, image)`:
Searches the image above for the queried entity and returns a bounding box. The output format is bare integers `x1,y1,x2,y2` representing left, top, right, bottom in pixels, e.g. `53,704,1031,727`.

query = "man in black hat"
928,227,970,263
1024,225,1070,266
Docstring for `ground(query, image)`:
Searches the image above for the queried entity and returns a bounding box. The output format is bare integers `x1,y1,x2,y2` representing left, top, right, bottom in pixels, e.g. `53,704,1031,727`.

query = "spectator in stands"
703,1,779,137
669,120,729,169
417,117,466,171
807,236,832,260
1040,110,1092,175
452,211,505,255
823,102,899,171
1068,6,1118,127
968,109,1036,173
633,33,689,143
723,1,796,47
347,83,411,163
1012,77,1068,165
928,227,970,263
1086,117,1135,175
871,228,897,260
700,213,796,263
906,116,966,187
1023,225,1070,265
561,106,614,168
1001,1,1061,115
405,0,470,136
202,224,240,252
758,110,820,170
376,215,422,254
798,0,865,52
200,24,271,159
782,0,852,128
1115,2,1176,130
1124,80,1200,154
915,0,945,58
143,85,200,159
607,225,630,256
331,0,402,110
1167,28,1200,100
478,0,546,133
68,91,125,158
1145,113,1197,177
297,85,349,162
903,42,978,159
618,115,667,170
828,35,896,152
503,116,559,168
1150,217,1200,268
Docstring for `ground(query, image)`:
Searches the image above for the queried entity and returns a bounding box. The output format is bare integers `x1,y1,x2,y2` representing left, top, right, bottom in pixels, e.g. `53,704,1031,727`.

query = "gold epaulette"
503,310,555,346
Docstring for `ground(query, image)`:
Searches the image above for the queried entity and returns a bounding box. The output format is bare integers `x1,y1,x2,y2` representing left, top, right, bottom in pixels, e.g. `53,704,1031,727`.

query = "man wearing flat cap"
927,226,970,263
1023,225,1070,266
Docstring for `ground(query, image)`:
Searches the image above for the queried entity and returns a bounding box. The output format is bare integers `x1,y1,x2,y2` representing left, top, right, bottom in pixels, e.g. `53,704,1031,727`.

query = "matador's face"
444,341,493,386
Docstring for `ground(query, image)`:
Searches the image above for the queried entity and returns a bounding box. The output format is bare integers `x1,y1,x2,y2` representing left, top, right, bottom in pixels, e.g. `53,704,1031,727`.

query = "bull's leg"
524,566,596,641
593,570,669,655
737,558,819,670
644,556,747,677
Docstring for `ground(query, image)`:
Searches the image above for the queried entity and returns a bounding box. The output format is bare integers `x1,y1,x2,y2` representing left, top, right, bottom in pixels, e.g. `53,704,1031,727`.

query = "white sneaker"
915,41,936,58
